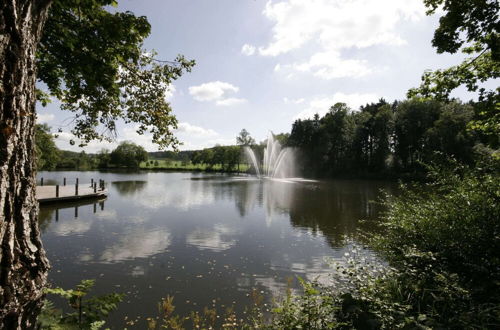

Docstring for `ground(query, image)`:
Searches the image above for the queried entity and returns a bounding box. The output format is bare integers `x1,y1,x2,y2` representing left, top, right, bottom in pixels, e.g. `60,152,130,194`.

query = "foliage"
37,0,195,149
38,279,124,329
408,0,499,141
96,149,111,168
110,141,148,168
35,124,60,170
190,145,244,172
288,99,476,177
258,160,500,329
236,129,256,146
145,295,243,329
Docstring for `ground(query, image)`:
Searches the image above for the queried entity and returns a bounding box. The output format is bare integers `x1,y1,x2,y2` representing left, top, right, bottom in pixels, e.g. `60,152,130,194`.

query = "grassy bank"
140,159,251,173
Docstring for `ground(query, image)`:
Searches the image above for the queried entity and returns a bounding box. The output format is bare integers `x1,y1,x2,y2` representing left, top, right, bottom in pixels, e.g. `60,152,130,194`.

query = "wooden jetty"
36,178,108,204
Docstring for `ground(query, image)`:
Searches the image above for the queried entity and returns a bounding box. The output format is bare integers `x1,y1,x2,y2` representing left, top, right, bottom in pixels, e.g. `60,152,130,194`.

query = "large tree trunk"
0,1,52,328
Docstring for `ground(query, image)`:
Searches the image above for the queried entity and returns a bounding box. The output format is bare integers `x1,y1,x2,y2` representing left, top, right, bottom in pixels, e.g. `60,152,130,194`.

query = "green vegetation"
38,280,123,329
35,124,60,171
109,141,148,168
38,0,194,149
139,159,251,172
288,99,482,178
254,160,499,329
236,128,256,146
33,0,498,327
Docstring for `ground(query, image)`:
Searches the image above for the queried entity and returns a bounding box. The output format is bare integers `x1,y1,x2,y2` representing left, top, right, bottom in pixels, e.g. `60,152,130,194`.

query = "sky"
37,0,478,153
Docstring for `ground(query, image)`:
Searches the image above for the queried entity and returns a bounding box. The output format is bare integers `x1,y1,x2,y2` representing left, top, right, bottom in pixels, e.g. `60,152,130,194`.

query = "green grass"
140,159,251,172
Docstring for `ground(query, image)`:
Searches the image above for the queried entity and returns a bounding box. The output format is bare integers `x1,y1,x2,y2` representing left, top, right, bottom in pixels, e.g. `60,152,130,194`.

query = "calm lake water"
37,171,396,328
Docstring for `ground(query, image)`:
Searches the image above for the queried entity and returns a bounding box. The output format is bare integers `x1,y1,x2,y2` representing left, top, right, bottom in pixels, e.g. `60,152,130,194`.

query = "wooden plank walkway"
36,184,107,204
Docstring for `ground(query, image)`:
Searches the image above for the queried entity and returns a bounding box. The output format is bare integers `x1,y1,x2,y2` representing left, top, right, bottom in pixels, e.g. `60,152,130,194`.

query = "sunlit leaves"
37,0,195,149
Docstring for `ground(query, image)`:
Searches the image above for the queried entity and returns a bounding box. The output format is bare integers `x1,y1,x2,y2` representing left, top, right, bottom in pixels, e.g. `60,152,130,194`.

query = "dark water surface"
37,171,396,328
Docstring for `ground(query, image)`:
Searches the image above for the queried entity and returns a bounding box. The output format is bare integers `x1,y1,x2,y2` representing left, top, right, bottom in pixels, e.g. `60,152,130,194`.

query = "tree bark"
0,1,52,328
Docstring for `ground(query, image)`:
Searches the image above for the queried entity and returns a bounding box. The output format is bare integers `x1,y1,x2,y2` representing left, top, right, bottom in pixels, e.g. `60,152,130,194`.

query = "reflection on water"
37,171,396,328
111,180,147,196
100,228,171,263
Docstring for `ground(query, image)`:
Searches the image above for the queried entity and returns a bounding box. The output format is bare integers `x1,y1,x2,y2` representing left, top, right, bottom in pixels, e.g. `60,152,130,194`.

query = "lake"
37,171,396,328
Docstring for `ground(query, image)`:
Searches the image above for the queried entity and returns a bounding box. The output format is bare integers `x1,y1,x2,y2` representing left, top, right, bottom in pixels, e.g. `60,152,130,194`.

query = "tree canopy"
37,0,195,149
110,141,147,168
35,124,60,170
236,129,256,146
409,0,499,142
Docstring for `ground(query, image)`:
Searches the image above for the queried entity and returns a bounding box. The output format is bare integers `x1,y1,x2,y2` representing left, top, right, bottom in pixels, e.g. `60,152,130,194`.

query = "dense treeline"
34,130,149,170
287,98,490,178
190,145,243,171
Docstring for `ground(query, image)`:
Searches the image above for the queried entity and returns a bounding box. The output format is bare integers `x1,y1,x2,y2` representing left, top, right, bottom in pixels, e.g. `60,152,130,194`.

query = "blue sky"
37,0,477,152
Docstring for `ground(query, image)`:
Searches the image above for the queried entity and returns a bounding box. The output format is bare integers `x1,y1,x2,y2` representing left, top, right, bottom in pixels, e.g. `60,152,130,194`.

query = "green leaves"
37,0,195,149
410,1,499,144
41,279,124,329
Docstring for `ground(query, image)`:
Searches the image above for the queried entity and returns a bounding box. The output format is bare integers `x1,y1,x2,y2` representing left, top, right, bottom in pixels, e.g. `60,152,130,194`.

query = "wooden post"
91,178,94,187
93,182,97,193
75,182,79,196
63,177,66,186
76,178,79,185
56,185,59,198
40,177,43,186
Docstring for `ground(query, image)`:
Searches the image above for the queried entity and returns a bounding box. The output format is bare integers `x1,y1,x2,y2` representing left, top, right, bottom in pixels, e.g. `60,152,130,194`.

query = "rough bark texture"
0,1,52,328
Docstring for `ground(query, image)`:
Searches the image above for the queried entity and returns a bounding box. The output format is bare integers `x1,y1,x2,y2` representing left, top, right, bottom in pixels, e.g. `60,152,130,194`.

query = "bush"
262,160,500,329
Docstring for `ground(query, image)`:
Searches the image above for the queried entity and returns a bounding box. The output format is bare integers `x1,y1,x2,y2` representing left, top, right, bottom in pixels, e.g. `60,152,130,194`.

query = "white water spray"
245,132,296,178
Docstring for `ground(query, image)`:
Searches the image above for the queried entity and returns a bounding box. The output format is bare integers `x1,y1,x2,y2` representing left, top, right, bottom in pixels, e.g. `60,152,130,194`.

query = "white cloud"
257,0,425,78
189,81,239,102
216,97,247,106
54,125,159,153
164,84,176,101
292,51,373,79
176,122,218,137
37,113,55,123
241,44,256,56
294,92,379,120
189,81,248,107
100,229,171,263
54,131,117,153
284,97,305,104
186,224,239,252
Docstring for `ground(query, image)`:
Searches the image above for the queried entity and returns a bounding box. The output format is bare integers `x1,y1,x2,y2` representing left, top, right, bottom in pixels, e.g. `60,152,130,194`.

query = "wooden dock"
36,184,107,204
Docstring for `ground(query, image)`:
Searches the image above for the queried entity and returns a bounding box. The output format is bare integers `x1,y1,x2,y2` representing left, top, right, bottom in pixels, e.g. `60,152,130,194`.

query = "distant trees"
97,149,111,168
288,99,476,177
110,142,148,168
190,145,243,171
236,129,255,146
35,124,60,170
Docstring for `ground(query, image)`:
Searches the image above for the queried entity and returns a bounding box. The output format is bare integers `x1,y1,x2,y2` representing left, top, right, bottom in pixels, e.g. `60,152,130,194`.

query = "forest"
286,97,494,178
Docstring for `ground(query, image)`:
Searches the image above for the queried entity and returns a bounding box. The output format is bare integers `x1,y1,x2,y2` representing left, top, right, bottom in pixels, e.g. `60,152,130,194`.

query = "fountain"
244,132,296,179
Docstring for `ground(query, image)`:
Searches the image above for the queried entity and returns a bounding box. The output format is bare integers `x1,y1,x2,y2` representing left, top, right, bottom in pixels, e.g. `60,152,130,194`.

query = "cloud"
100,229,171,263
186,224,239,252
176,122,218,137
256,0,425,78
216,98,247,106
37,113,55,123
189,81,239,102
164,84,176,101
54,125,158,153
54,131,118,153
283,97,305,104
294,92,379,120
292,51,374,79
241,44,256,56
189,81,247,107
